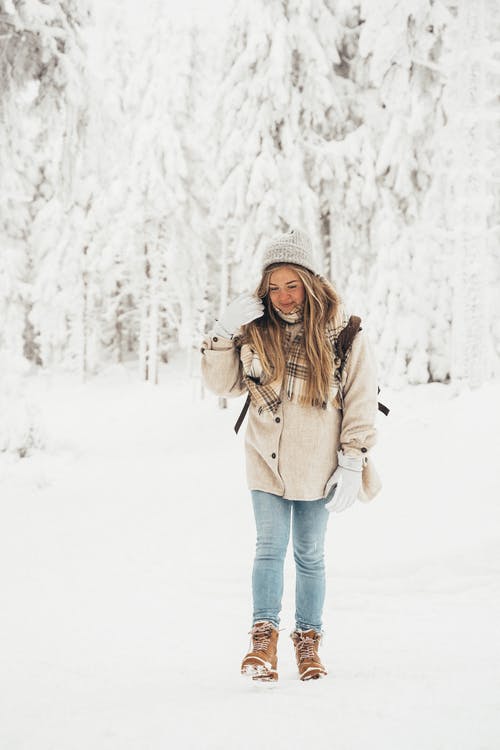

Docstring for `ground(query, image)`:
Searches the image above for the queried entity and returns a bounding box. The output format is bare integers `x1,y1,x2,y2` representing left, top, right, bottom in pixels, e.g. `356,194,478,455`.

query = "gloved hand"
213,293,264,338
325,451,364,513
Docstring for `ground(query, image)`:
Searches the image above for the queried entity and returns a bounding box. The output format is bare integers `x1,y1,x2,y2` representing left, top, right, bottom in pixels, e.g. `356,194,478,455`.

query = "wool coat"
200,324,381,502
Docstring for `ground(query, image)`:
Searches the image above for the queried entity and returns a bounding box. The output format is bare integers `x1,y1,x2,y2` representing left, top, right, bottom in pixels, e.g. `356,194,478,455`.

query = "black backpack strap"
336,315,362,370
234,393,251,434
334,315,361,412
377,386,390,414
337,317,389,416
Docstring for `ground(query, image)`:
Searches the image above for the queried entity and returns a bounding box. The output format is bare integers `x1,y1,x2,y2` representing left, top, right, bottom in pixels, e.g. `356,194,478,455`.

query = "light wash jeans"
250,489,330,633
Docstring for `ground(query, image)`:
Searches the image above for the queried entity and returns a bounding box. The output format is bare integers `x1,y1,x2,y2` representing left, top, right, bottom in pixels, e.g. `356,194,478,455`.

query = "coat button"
275,417,280,423
213,336,218,342
271,452,276,459
361,447,367,453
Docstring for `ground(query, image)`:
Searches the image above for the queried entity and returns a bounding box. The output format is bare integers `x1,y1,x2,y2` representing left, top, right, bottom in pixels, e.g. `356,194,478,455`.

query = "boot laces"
249,622,273,652
296,634,317,661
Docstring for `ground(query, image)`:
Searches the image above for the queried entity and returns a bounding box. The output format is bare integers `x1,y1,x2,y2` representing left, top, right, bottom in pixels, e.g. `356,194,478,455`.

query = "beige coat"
201,327,381,502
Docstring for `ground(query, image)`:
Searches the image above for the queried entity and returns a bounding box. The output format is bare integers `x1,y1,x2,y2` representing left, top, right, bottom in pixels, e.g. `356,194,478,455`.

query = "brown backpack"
234,315,389,434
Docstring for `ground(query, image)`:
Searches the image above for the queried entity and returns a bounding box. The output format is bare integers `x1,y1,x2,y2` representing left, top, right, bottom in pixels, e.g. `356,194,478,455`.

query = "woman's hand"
213,293,264,338
325,451,363,513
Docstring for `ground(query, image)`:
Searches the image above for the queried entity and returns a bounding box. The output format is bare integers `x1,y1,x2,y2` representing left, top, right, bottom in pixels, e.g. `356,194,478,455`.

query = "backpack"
234,314,389,434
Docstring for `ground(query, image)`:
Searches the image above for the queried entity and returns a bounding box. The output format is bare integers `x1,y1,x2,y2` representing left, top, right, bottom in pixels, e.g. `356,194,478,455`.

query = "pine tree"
83,0,141,367
348,0,450,385
213,0,351,297
0,0,92,373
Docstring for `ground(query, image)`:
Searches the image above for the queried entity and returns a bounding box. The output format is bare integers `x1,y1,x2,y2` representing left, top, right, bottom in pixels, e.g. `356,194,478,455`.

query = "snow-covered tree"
1,0,498,391
213,0,352,298
346,0,452,385
77,2,215,382
0,351,45,457
0,0,92,374
439,0,499,386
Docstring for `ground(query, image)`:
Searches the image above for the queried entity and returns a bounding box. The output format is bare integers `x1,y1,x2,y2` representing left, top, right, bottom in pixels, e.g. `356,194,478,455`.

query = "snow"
3,1,499,386
1,358,499,749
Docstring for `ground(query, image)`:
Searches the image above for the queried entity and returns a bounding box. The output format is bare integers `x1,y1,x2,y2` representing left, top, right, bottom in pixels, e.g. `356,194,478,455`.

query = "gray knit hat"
261,228,320,275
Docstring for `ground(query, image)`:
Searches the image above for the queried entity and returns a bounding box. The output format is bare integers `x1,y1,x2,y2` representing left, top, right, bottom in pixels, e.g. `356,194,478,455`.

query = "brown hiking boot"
291,629,327,681
241,621,279,682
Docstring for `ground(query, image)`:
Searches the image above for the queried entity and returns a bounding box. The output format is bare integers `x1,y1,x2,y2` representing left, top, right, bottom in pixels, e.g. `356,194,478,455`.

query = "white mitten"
325,451,364,514
213,293,264,338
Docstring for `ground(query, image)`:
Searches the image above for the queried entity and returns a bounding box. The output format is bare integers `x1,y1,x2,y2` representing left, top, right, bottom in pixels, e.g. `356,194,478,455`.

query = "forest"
1,0,499,390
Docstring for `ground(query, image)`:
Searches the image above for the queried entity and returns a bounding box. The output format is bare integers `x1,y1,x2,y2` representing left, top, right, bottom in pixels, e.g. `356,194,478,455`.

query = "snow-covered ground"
1,357,499,750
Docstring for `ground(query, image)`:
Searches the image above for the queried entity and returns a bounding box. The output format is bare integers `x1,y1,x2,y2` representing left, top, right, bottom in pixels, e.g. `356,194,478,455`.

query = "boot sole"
300,666,327,681
241,662,278,682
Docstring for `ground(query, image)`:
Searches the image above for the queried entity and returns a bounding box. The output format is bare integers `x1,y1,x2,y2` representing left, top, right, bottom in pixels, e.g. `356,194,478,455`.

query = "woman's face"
268,266,305,313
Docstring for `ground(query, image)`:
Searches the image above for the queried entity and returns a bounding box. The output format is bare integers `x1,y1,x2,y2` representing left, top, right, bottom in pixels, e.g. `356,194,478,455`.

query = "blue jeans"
251,490,330,633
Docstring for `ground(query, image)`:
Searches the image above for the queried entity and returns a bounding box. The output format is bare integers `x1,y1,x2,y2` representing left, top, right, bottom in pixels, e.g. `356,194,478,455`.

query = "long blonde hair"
240,264,343,407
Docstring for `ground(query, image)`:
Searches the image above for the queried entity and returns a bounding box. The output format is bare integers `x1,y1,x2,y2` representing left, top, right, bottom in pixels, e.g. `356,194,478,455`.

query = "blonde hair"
241,264,343,407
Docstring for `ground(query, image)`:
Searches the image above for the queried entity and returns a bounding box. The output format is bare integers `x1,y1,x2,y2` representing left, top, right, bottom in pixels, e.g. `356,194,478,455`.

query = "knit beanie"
261,228,320,275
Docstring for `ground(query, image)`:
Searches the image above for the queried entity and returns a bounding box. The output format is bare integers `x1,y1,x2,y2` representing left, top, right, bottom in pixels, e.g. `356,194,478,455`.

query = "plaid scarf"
238,307,348,415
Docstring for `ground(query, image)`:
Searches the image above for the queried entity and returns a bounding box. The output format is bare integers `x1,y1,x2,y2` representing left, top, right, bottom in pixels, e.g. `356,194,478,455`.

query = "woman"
201,228,380,682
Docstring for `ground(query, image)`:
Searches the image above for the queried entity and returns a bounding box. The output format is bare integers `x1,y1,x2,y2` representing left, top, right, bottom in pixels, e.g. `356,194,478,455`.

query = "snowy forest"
2,4,500,745
1,0,499,391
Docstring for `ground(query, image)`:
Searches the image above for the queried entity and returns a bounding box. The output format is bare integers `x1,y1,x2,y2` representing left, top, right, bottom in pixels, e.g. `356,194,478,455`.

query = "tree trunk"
148,243,160,385
139,243,151,381
218,226,229,409
81,244,89,383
